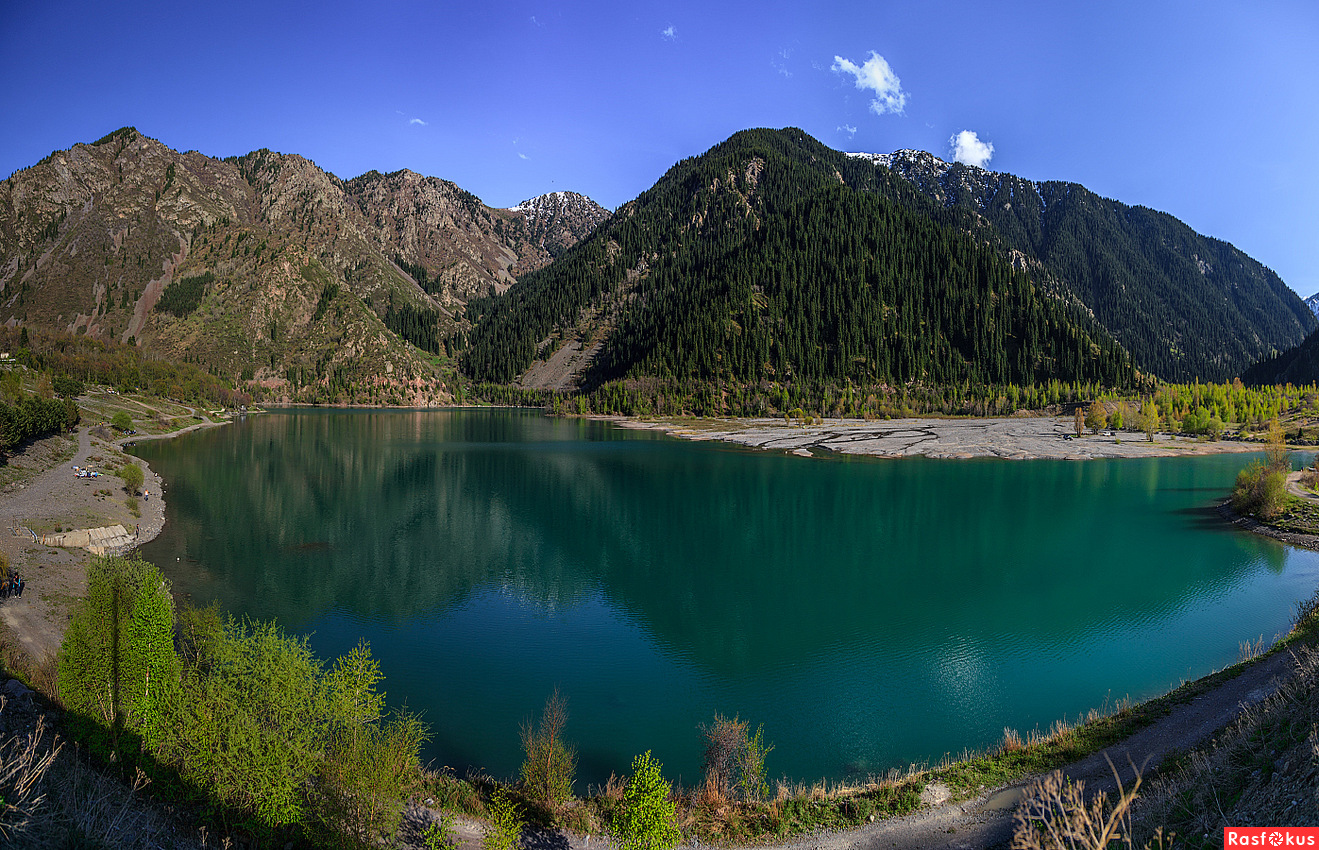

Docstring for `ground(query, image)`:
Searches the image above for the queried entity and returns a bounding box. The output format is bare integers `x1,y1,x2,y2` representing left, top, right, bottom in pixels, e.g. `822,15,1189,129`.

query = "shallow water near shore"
135,409,1319,786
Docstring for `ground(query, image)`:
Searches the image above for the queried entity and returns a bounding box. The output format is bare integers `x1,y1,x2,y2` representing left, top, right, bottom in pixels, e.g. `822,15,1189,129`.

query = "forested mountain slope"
1243,325,1319,386
852,149,1315,382
464,129,1136,392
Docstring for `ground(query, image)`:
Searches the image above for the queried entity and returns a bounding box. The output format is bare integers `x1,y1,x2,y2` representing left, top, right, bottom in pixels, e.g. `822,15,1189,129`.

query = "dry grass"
1238,634,1268,664
1010,759,1167,850
0,701,61,840
0,626,58,698
0,684,210,849
1127,644,1319,847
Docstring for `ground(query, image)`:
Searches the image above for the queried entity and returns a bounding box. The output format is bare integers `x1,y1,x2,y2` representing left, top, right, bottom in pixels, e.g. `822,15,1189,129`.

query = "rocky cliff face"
347,170,538,306
0,128,606,403
509,191,611,258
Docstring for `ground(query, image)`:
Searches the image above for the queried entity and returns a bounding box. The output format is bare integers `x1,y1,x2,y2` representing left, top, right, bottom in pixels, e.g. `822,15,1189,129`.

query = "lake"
134,409,1319,787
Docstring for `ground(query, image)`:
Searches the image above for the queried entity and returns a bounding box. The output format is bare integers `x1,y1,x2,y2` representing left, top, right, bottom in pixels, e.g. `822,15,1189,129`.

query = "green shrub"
119,461,144,494
57,556,178,741
613,751,681,850
152,617,326,827
51,373,84,398
482,788,524,850
311,701,428,847
112,411,132,431
519,689,577,807
1233,460,1289,520
422,813,458,850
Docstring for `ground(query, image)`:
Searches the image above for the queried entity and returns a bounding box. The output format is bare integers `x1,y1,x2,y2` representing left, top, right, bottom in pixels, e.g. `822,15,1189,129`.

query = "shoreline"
0,411,232,661
118,415,233,548
608,413,1266,460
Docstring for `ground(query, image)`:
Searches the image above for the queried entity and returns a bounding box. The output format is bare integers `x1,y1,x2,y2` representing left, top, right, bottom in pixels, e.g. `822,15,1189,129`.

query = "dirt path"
0,416,203,661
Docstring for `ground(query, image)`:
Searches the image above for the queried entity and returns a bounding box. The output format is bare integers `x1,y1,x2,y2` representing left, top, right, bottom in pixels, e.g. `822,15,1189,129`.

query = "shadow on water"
1168,503,1241,533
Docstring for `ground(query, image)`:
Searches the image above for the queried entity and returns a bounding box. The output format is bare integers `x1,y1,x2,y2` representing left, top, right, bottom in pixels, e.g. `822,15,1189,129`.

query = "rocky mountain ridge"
1305,292,1319,319
507,191,611,258
0,128,606,403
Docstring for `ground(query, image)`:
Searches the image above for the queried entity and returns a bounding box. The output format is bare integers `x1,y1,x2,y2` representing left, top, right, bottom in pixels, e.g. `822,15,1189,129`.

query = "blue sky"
3,0,1317,296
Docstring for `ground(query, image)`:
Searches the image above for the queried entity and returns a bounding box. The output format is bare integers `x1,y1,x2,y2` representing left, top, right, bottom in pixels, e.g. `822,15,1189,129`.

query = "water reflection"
135,410,1318,782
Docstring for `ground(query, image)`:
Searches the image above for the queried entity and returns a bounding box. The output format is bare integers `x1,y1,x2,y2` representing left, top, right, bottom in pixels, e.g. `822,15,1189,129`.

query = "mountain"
0,128,604,403
464,128,1136,394
1242,323,1319,385
849,149,1315,382
1305,292,1319,319
508,191,611,259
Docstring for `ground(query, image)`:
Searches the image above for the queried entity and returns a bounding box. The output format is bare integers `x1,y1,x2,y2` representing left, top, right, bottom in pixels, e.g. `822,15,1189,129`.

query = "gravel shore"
0,417,226,659
614,414,1262,460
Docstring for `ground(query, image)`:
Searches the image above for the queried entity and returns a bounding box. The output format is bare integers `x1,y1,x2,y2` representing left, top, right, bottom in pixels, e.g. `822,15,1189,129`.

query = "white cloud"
661,24,676,39
409,117,427,126
773,48,792,78
949,130,994,168
831,51,907,116
837,124,857,138
518,152,529,160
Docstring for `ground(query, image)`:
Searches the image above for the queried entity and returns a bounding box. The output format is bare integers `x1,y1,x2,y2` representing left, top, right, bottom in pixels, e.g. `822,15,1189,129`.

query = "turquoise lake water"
134,409,1319,786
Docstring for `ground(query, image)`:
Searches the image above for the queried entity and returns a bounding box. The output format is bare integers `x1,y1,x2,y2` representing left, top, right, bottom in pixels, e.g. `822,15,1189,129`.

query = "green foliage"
0,393,77,453
119,461,144,494
613,751,681,850
1233,461,1288,519
311,710,429,848
90,126,137,147
312,281,340,324
155,272,214,318
1139,399,1158,441
57,556,178,741
51,373,83,398
422,813,458,850
1264,418,1290,471
112,411,133,431
0,324,250,407
1085,400,1107,433
482,788,524,850
519,689,577,807
152,617,328,827
385,300,446,354
145,611,428,836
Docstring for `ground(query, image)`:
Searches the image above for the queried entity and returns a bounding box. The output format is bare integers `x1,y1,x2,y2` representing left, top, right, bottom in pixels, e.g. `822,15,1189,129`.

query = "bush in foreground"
520,689,577,809
57,556,177,746
56,559,428,846
613,751,681,850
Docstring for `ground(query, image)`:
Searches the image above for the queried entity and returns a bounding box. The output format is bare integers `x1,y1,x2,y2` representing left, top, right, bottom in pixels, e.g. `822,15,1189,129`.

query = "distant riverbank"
612,414,1264,460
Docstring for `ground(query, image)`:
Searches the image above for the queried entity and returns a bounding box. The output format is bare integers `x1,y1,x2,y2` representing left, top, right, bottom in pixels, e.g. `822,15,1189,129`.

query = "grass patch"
1265,495,1319,535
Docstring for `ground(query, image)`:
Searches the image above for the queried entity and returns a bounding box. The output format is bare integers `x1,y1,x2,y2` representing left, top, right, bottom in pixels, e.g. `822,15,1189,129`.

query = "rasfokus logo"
1225,827,1319,846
